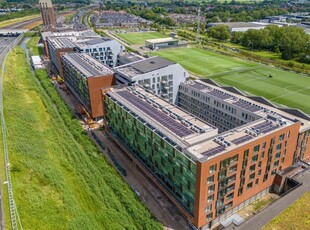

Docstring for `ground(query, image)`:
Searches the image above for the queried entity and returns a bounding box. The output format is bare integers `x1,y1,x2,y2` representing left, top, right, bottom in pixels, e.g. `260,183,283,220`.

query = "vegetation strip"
2,46,162,229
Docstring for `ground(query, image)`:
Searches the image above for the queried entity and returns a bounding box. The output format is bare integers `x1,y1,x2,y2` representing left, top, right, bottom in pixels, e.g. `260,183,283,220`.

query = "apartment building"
75,37,124,68
114,56,189,103
62,52,115,118
39,0,56,29
102,85,310,229
46,37,76,77
178,80,310,162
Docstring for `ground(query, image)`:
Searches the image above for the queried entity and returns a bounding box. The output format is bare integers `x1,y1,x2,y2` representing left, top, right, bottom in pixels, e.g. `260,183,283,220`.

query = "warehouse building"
208,22,269,33
102,83,310,229
114,56,189,103
46,36,76,77
145,37,182,50
75,37,124,68
62,52,115,118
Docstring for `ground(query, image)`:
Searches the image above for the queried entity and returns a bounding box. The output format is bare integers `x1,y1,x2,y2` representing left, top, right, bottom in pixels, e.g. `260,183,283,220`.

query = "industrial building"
102,82,310,229
208,22,269,33
114,56,189,103
46,36,76,77
62,52,115,118
75,37,124,68
145,37,181,50
39,0,57,29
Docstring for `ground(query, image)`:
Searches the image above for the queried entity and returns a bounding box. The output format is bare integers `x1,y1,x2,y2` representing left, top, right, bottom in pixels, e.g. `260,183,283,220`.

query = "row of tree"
231,26,310,61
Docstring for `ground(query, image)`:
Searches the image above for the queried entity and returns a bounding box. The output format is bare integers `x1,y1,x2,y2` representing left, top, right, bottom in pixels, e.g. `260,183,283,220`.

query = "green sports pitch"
115,32,167,45
150,47,310,115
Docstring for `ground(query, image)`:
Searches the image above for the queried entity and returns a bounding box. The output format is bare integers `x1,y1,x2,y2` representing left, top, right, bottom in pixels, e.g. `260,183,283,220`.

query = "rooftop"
210,22,267,28
115,56,175,78
47,37,76,49
183,80,310,132
145,37,178,44
76,37,112,46
106,86,218,154
62,52,114,78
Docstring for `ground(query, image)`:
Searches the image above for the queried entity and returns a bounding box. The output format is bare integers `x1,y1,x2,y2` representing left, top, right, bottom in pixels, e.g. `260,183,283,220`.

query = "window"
262,141,266,149
274,160,279,168
252,155,258,163
253,145,260,153
218,169,227,180
238,187,243,196
263,174,268,182
247,182,253,190
208,185,215,194
207,194,214,203
205,205,212,213
230,154,238,163
229,164,237,174
220,158,230,169
279,134,285,141
255,178,259,185
250,164,256,172
206,213,213,221
244,149,249,159
240,169,246,178
261,151,265,158
258,169,262,176
209,164,217,174
271,169,277,175
258,161,262,168
276,143,282,151
207,175,214,185
275,152,281,159
240,178,245,187
226,193,234,201
250,173,255,180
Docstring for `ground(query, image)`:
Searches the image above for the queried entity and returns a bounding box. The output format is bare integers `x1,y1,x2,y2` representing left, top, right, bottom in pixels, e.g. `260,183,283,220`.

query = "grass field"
150,47,310,115
115,32,167,45
0,14,40,28
263,191,310,230
1,47,162,229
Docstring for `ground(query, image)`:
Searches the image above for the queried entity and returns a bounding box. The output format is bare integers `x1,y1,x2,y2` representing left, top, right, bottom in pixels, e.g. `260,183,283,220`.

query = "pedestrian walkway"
233,169,310,230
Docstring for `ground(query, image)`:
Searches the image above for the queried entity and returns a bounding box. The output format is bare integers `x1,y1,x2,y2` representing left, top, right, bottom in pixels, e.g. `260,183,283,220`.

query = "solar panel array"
201,146,226,157
231,135,253,145
116,90,195,137
253,121,278,134
233,100,262,113
191,82,208,90
207,89,231,100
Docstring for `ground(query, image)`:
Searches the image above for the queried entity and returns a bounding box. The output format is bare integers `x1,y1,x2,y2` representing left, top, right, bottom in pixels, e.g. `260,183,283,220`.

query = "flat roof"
62,52,114,78
145,37,178,43
210,22,266,28
77,37,112,46
183,80,310,132
115,56,175,78
47,37,76,49
106,86,218,155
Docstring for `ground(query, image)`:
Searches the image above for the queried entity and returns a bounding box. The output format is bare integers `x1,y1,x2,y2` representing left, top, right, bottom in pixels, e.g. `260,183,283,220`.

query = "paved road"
233,169,310,230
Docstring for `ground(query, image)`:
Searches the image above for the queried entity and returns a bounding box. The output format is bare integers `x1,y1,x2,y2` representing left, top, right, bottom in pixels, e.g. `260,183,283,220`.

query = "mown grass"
151,47,310,115
115,32,167,45
2,47,163,229
263,191,310,230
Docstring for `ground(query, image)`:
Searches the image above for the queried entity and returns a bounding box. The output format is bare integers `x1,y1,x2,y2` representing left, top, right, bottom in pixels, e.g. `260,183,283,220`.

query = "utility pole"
196,6,201,44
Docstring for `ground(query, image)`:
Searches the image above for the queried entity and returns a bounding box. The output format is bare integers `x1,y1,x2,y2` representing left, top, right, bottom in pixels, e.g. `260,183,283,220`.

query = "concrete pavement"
232,169,310,230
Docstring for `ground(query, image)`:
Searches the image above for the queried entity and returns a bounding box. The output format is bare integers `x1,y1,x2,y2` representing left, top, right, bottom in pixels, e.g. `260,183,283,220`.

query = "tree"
207,25,230,42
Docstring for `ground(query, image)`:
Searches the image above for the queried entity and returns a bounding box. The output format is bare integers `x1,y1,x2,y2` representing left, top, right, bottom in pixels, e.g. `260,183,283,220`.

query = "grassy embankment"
0,14,40,28
1,46,163,229
150,47,310,115
263,191,310,230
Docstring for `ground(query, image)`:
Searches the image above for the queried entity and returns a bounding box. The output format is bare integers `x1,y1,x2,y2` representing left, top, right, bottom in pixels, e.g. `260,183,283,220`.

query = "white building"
75,37,124,68
114,56,189,103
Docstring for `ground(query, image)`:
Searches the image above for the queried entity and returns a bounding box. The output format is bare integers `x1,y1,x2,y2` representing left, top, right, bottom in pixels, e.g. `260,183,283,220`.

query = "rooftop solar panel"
115,90,195,138
201,146,226,157
231,135,253,145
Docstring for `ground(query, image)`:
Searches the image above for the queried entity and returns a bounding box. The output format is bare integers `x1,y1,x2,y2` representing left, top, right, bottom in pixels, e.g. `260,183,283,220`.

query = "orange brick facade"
193,122,301,228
